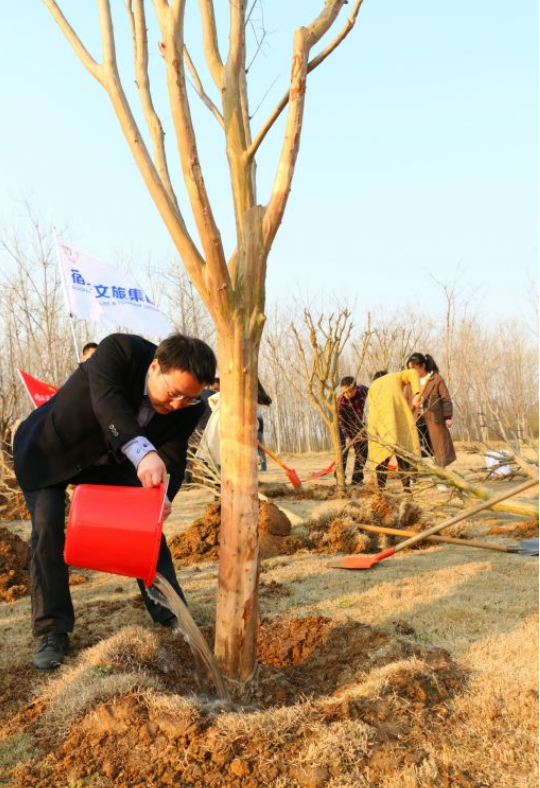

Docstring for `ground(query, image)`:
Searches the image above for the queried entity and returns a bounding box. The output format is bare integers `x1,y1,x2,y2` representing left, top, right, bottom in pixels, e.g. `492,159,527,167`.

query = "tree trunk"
332,412,346,496
214,325,260,683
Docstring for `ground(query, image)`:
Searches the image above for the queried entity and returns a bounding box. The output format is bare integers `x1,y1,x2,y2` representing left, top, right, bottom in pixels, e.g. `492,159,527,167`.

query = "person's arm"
401,369,421,409
338,397,352,441
87,335,171,489
437,375,454,424
85,334,148,454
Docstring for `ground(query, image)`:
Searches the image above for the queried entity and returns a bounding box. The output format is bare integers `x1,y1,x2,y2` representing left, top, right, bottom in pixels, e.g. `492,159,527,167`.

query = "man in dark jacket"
14,332,216,670
338,376,369,485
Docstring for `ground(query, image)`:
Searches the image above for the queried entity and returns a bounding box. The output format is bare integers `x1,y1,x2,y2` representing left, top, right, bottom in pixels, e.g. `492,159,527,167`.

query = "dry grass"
37,626,163,735
0,448,537,787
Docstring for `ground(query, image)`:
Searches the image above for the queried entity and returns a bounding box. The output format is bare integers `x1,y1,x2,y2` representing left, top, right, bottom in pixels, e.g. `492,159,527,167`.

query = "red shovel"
258,443,302,489
329,477,538,570
302,461,336,483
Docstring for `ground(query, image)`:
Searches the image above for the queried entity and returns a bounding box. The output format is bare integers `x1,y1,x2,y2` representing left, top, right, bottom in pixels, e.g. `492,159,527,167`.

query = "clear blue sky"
0,1,537,321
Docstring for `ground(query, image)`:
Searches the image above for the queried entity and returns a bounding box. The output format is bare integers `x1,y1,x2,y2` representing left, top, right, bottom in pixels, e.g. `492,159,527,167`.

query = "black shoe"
33,633,69,671
160,615,179,630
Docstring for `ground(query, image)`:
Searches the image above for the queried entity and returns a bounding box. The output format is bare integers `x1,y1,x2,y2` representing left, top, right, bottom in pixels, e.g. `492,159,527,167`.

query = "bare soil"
0,447,537,787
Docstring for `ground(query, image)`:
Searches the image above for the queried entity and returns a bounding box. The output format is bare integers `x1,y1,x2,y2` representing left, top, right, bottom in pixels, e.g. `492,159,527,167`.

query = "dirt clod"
170,500,301,563
0,526,30,601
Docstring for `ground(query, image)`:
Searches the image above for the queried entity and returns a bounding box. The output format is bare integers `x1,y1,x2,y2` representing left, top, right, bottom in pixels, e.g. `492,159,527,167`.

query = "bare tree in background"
40,0,366,682
0,212,90,440
289,309,353,495
150,262,215,344
361,309,432,379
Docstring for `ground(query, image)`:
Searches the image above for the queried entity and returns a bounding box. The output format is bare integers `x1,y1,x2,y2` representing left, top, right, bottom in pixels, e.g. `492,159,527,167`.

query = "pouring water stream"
148,572,230,703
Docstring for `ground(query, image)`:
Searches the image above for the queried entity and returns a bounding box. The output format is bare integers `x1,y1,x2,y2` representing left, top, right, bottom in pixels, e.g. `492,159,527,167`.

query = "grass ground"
0,446,537,787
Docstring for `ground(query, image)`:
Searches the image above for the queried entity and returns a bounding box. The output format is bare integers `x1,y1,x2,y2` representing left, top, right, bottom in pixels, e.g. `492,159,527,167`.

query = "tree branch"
184,46,224,127
262,0,347,252
42,0,101,80
41,0,209,297
248,0,364,162
127,0,180,211
153,0,231,310
222,0,258,289
197,0,224,89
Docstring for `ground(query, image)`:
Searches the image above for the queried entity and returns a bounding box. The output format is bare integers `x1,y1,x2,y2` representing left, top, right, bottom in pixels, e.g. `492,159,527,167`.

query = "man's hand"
137,451,167,488
446,418,453,429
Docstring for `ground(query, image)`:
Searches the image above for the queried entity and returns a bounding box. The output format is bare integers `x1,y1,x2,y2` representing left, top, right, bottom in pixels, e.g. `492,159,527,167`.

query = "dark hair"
406,352,439,374
155,334,216,384
257,380,272,407
372,370,388,381
340,376,355,388
82,342,98,355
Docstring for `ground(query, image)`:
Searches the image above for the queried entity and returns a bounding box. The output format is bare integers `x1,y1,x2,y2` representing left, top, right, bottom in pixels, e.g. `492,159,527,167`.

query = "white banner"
56,237,171,338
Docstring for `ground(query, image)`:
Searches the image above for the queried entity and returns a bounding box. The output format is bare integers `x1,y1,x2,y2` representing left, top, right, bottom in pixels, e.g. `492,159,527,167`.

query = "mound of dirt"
8,616,467,788
0,476,30,521
489,518,539,538
261,482,339,501
169,502,222,565
0,526,31,602
259,500,291,535
170,501,304,564
305,494,470,554
308,515,381,554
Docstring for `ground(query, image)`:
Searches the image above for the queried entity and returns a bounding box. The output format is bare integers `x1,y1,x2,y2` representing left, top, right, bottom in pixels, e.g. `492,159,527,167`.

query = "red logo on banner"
18,369,59,408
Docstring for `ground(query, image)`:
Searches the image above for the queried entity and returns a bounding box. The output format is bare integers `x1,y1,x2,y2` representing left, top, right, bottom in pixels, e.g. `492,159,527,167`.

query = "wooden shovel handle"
356,523,510,553
394,478,538,554
258,442,286,469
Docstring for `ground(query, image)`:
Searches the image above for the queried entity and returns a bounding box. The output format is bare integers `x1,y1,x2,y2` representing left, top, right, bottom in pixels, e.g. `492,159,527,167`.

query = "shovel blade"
329,547,396,570
286,468,302,489
520,538,539,556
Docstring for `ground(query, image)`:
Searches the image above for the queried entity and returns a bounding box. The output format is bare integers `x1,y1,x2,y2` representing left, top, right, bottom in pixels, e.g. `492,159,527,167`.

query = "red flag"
17,369,59,409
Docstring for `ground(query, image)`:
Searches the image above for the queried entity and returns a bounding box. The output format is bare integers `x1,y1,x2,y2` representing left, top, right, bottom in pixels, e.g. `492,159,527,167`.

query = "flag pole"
53,229,81,363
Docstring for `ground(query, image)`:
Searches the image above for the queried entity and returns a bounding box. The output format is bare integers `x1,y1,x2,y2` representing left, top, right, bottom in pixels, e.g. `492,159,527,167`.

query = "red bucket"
64,483,166,587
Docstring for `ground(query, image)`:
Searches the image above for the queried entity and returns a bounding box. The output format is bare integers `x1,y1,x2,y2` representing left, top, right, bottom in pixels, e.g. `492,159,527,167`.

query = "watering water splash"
148,572,230,703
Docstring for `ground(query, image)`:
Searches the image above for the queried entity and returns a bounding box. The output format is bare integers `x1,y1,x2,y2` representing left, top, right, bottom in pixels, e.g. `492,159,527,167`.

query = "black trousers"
417,418,434,459
23,462,186,637
350,438,368,484
375,456,414,490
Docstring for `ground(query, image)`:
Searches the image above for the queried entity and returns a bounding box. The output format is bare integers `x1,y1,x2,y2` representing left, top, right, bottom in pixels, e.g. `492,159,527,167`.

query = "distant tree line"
1,214,537,455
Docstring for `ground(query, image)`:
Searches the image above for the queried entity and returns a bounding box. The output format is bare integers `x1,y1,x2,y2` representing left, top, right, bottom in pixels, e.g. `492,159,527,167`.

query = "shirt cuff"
121,436,158,469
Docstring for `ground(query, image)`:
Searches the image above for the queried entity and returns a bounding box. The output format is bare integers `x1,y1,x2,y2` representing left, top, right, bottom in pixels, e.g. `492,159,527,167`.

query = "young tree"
40,0,365,682
290,308,353,495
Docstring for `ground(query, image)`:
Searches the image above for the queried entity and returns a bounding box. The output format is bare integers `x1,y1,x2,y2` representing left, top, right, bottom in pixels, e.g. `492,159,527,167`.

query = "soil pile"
489,518,539,538
306,494,468,554
170,501,303,564
169,502,222,565
6,616,469,788
0,475,30,521
261,482,338,501
0,526,30,602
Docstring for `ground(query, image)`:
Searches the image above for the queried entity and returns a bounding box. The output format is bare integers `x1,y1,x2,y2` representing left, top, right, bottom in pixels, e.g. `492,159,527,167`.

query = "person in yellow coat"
367,368,422,490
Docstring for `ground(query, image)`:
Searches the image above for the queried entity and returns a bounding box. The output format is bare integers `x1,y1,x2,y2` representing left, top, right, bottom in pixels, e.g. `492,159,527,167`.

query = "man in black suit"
14,332,216,670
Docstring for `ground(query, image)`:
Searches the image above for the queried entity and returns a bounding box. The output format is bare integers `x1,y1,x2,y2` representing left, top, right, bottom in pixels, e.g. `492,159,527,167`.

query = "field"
0,448,538,788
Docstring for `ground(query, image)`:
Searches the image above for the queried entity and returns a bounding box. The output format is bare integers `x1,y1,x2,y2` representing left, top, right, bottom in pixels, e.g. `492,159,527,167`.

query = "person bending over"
14,332,216,670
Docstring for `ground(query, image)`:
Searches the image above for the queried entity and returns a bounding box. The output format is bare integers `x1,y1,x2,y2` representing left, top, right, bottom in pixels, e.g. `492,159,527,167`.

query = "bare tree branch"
42,0,101,79
197,0,224,89
262,0,348,251
248,0,364,161
127,0,180,211
153,0,230,309
184,46,224,127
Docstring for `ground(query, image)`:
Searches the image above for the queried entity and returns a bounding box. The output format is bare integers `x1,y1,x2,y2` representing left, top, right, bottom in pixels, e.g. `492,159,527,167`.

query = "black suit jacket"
14,333,204,499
